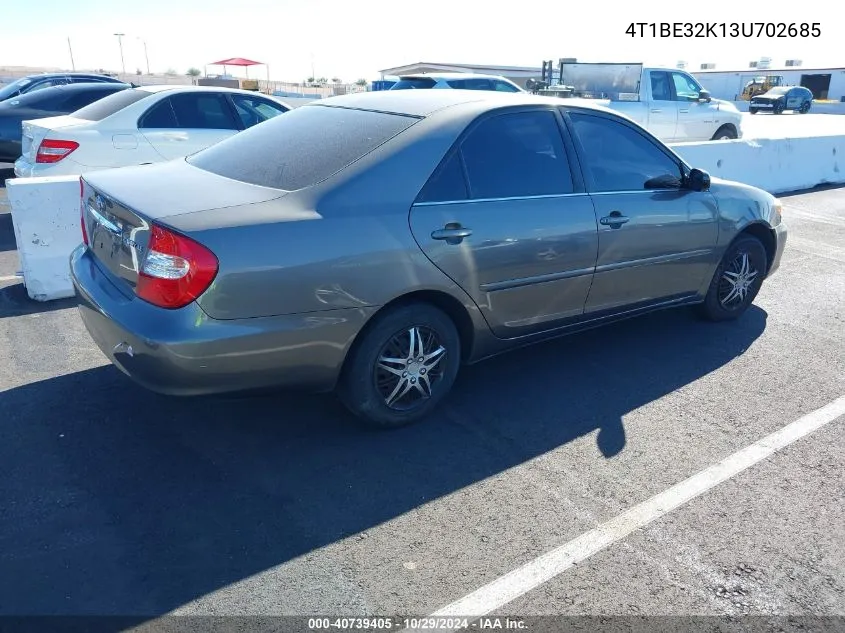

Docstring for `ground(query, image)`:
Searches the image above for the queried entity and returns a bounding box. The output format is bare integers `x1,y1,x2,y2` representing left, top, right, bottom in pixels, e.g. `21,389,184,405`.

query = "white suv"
389,73,524,93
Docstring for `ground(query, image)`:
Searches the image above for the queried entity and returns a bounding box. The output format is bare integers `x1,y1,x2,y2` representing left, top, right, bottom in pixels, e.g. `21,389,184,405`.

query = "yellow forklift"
741,75,784,100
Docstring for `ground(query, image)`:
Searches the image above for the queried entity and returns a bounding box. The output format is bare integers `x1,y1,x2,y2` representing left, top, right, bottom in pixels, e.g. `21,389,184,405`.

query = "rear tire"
697,235,768,322
799,101,811,114
336,303,461,429
711,124,738,140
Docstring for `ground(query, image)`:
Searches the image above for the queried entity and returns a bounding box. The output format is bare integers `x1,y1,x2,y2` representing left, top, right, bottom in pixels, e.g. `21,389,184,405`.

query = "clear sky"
0,0,838,82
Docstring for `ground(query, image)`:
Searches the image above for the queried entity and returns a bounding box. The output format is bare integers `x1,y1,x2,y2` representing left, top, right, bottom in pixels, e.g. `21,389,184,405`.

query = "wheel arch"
733,221,778,275
712,123,738,140
339,289,478,382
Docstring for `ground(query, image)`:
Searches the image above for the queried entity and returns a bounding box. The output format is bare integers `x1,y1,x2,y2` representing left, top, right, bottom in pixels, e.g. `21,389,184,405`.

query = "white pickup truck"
538,63,743,143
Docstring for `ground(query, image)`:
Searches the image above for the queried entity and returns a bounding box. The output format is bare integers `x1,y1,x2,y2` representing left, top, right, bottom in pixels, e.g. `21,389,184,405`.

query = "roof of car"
309,89,617,118
27,72,121,79
131,84,272,95
39,82,131,92
399,72,513,81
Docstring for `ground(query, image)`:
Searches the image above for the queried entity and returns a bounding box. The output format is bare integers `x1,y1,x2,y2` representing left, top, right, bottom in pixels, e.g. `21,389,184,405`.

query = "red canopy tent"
208,57,267,80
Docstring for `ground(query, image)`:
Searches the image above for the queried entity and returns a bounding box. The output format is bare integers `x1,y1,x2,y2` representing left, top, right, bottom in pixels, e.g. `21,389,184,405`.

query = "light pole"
137,37,150,74
114,33,126,77
67,37,76,71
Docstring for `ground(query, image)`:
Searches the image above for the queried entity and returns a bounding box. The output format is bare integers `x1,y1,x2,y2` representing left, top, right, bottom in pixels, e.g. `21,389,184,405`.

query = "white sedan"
14,85,290,177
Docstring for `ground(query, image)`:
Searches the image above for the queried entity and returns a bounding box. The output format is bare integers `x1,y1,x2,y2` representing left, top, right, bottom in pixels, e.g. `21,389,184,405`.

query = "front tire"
799,101,811,114
749,108,758,115
697,236,768,322
773,102,785,115
337,303,461,429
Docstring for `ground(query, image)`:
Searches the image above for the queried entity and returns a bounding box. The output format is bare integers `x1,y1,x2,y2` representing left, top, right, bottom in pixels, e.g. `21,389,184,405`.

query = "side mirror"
687,168,711,192
698,89,711,103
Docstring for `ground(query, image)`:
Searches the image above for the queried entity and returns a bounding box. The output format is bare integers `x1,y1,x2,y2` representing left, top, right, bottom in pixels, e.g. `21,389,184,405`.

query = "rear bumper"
70,245,375,396
14,156,84,178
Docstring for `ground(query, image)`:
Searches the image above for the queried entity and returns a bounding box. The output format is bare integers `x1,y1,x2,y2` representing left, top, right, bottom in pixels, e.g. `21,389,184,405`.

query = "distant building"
378,62,542,89
692,67,845,101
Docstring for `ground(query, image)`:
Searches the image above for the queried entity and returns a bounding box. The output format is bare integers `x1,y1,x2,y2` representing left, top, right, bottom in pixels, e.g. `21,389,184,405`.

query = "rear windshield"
391,78,437,90
72,88,152,120
188,104,418,191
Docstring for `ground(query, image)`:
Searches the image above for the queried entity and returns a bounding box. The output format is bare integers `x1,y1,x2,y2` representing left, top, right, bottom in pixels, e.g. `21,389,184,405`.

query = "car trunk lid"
81,160,285,295
22,115,90,161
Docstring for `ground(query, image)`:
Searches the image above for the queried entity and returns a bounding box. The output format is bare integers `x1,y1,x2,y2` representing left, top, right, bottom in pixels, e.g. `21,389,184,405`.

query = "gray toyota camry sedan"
71,90,787,428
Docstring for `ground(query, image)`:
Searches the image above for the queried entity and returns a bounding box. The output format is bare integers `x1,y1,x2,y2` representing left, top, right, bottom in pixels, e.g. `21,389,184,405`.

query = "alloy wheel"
718,251,759,309
374,326,447,411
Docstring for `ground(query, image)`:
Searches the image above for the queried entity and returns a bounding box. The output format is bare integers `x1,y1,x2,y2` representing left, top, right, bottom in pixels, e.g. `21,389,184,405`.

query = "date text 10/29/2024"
625,22,821,38
308,617,527,630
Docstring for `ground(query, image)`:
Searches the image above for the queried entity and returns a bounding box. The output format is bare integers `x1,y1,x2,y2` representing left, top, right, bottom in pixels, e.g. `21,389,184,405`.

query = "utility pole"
67,37,76,71
114,33,126,77
138,37,150,74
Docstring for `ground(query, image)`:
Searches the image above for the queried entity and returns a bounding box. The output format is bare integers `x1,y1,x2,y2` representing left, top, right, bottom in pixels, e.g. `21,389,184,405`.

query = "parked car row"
0,82,132,163
12,84,290,176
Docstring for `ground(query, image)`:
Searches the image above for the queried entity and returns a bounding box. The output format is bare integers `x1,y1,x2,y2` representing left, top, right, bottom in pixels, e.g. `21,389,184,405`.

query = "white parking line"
424,395,845,626
0,274,21,282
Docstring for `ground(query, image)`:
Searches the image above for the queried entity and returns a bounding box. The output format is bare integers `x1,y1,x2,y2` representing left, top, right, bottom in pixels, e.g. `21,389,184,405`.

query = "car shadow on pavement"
0,305,767,617
0,212,16,253
0,282,79,317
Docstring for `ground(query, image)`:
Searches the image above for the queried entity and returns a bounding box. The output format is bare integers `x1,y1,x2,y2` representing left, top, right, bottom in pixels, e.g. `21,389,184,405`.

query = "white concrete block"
670,135,845,195
5,175,81,301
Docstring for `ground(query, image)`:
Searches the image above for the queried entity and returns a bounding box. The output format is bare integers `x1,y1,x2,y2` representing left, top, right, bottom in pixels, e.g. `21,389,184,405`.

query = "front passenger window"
569,112,682,192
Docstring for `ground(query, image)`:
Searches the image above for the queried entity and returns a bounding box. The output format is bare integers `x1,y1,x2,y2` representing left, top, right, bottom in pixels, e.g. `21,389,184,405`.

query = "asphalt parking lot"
1,157,844,632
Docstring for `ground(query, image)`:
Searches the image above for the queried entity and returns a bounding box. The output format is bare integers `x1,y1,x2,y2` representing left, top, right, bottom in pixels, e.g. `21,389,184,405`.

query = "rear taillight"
136,224,218,309
79,178,89,246
35,139,79,164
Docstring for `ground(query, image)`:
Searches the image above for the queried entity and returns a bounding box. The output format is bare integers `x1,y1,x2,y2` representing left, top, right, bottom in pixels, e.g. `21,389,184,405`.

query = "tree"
165,68,177,76
355,78,367,86
306,76,315,83
317,77,327,84
186,67,201,77
136,69,143,75
331,77,341,84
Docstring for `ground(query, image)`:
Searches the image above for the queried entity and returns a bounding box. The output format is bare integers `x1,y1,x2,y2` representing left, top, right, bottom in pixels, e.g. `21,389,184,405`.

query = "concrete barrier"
670,134,845,195
5,175,80,301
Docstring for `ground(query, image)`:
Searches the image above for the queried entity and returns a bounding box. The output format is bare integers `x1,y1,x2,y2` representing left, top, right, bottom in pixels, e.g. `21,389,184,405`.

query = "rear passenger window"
446,78,494,91
169,93,239,130
139,98,178,128
416,151,467,203
460,111,573,199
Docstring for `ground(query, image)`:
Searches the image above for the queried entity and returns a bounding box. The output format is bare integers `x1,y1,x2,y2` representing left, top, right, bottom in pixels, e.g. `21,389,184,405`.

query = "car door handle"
679,108,690,113
431,224,472,243
650,108,662,113
600,212,630,228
